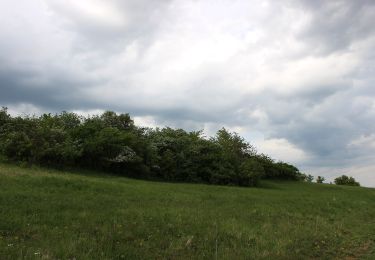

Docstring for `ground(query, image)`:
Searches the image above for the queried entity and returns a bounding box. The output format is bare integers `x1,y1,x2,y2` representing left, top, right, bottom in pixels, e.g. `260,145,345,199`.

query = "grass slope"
0,163,374,259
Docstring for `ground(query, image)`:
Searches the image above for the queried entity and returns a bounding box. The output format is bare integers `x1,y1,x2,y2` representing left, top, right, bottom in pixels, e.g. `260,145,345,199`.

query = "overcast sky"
1,0,375,186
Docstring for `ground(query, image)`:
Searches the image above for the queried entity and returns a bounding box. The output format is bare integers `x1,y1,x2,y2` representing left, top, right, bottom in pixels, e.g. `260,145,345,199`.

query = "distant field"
0,163,374,259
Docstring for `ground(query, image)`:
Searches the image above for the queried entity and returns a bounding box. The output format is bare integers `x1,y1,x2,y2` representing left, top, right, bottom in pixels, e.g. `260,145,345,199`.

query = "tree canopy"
0,108,305,187
334,175,360,186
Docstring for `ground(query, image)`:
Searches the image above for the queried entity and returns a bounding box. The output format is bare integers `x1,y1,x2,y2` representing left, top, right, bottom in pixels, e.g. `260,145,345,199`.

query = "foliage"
237,158,264,186
316,176,325,183
0,108,304,187
257,154,303,180
300,173,314,182
334,175,360,186
305,174,314,182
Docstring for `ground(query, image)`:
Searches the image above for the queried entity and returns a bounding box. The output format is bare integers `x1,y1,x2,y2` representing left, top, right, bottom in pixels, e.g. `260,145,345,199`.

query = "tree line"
0,107,357,187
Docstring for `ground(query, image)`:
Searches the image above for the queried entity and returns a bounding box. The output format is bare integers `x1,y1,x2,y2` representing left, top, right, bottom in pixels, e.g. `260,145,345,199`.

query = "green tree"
305,174,314,182
316,176,325,183
334,175,360,186
0,109,305,187
237,158,264,186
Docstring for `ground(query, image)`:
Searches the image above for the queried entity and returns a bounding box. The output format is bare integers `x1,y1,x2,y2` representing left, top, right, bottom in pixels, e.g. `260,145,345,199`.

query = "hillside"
0,163,374,259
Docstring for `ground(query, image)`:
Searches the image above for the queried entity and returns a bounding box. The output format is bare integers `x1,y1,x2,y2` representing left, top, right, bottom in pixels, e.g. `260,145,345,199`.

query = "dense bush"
256,154,303,180
0,107,304,187
316,176,325,183
334,175,360,186
305,174,314,182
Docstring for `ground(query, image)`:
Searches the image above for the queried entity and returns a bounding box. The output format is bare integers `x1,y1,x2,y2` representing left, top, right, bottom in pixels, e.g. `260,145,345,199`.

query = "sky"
1,0,375,186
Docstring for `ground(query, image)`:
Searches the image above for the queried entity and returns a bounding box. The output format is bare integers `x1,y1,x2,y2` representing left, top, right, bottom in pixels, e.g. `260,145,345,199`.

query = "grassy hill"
0,163,374,259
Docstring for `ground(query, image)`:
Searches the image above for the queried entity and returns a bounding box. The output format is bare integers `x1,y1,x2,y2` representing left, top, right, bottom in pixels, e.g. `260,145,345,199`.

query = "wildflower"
186,236,194,247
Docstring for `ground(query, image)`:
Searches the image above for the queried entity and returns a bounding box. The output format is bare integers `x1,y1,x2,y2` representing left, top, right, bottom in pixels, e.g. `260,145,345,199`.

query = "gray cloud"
46,0,173,54
1,0,375,185
295,0,375,54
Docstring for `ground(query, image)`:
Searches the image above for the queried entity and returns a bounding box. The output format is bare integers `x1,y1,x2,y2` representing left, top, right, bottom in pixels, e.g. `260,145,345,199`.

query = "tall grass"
0,163,374,259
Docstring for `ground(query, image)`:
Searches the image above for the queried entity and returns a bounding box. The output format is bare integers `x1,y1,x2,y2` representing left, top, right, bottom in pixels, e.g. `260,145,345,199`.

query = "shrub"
334,175,360,186
237,158,264,186
0,110,305,187
300,174,314,182
316,176,325,183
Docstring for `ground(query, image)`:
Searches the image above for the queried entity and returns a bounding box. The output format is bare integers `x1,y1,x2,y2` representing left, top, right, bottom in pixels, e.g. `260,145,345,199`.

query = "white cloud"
48,0,127,29
6,103,43,117
255,138,309,165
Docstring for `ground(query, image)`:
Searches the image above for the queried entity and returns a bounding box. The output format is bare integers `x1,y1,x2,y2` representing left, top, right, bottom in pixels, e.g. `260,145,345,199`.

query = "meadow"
0,162,374,259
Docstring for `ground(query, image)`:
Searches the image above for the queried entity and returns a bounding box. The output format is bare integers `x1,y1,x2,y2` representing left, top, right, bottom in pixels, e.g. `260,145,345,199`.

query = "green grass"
0,163,374,259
